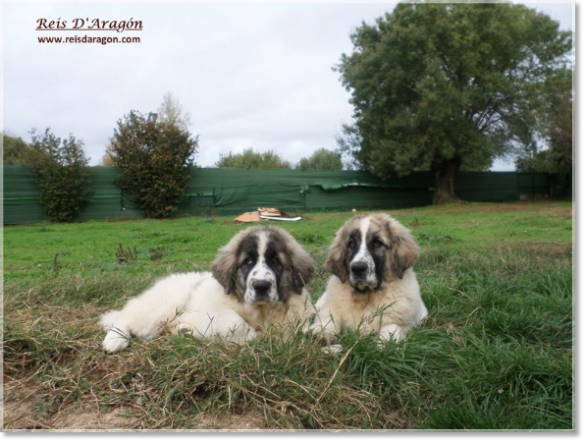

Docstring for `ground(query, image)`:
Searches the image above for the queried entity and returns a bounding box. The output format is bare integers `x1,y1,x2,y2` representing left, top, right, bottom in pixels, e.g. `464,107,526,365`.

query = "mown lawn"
2,201,574,430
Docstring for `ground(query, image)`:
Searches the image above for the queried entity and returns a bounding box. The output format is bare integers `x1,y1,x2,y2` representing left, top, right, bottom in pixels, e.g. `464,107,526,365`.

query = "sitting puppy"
310,213,427,345
101,225,315,353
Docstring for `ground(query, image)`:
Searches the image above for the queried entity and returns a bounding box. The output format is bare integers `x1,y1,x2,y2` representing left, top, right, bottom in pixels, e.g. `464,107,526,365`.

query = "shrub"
3,131,35,165
28,128,92,222
515,146,557,173
216,148,291,168
109,111,198,219
297,148,343,170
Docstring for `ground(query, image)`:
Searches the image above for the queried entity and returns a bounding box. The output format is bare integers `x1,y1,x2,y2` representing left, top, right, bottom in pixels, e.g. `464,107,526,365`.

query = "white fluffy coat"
101,271,313,353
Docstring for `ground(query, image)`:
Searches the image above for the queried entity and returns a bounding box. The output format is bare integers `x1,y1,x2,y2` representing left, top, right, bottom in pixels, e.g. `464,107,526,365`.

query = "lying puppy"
101,225,315,353
310,213,427,345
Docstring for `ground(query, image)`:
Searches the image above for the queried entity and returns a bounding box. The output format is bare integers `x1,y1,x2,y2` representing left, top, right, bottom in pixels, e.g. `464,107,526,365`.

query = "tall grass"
3,202,573,430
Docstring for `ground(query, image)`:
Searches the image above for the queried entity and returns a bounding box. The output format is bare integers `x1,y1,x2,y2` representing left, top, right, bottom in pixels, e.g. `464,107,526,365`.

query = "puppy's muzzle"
350,261,369,278
252,280,273,302
350,261,377,291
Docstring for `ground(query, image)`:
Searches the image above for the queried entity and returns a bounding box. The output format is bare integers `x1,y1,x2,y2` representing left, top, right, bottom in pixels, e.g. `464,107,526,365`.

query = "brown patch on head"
324,215,364,283
264,226,315,296
210,229,251,296
325,213,419,285
373,213,419,280
211,226,314,300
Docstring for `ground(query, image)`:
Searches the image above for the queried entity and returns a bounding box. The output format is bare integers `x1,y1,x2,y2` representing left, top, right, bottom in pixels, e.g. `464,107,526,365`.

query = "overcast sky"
3,0,574,170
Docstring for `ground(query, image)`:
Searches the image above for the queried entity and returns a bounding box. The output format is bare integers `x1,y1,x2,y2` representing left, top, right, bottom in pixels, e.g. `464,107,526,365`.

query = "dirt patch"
2,377,265,431
51,405,141,430
3,400,140,431
2,374,141,431
2,397,265,431
2,397,45,430
188,410,265,430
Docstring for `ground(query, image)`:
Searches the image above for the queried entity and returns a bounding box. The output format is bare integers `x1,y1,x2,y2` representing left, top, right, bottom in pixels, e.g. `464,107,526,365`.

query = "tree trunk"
432,159,461,205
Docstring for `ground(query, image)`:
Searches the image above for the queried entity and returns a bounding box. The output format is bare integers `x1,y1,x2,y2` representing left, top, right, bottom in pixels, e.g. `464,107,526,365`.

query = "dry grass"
3,306,407,430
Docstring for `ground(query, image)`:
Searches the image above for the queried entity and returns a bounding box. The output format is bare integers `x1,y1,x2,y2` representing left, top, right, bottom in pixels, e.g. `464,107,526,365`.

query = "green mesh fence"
2,166,571,225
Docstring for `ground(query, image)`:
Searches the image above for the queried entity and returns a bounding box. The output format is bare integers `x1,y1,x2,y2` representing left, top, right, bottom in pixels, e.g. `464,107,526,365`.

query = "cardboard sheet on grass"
234,207,302,223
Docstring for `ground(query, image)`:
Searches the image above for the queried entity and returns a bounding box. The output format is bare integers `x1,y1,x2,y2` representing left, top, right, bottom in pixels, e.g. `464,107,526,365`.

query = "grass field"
2,201,574,430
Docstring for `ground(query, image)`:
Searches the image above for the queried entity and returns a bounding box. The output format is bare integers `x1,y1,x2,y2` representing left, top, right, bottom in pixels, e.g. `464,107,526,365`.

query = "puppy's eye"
272,257,281,266
347,239,355,249
244,257,255,266
372,239,385,248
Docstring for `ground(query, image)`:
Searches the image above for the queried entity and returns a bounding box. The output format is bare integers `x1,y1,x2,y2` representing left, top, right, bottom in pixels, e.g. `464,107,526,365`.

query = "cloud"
3,1,573,170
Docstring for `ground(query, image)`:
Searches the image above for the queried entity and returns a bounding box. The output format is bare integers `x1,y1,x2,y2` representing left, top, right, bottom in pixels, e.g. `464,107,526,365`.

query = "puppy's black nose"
351,262,368,275
252,280,271,295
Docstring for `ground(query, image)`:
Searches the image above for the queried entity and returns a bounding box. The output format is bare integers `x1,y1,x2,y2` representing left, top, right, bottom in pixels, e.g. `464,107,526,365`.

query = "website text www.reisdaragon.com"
38,35,141,45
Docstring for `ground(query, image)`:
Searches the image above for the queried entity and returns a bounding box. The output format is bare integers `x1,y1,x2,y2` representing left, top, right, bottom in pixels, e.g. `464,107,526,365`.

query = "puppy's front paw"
321,344,343,354
103,329,130,353
177,323,196,337
244,327,258,342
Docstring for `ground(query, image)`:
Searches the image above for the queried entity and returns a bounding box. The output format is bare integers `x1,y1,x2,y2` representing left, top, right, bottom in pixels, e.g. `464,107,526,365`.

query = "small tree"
28,128,92,222
157,92,192,132
110,110,198,218
101,143,115,166
515,147,556,173
216,148,291,168
3,132,35,165
297,148,343,170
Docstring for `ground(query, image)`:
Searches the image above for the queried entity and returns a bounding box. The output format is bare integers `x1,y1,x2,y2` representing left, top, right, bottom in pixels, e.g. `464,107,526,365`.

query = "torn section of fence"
2,166,572,225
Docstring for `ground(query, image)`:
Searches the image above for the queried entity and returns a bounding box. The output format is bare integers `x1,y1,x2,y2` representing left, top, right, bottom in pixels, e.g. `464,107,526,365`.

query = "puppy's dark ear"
211,245,237,295
291,252,314,295
387,218,419,279
285,234,315,295
324,226,349,283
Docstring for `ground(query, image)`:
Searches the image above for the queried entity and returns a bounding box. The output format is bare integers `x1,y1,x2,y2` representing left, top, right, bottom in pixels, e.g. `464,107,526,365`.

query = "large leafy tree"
336,1,572,204
297,148,343,170
110,111,198,218
216,148,291,169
